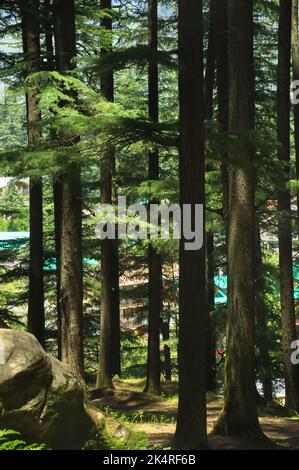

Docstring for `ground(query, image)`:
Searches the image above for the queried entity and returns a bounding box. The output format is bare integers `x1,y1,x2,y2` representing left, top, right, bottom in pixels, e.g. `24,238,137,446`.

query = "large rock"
0,329,93,449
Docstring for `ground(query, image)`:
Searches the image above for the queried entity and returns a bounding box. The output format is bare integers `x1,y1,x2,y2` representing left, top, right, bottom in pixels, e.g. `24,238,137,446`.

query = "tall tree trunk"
277,0,299,411
206,232,216,392
28,180,44,347
53,0,84,378
20,0,45,348
44,0,54,69
53,179,62,359
111,242,121,377
205,0,217,393
292,0,299,225
161,314,171,381
215,0,229,224
255,225,273,402
43,0,62,359
96,0,121,389
204,0,216,122
174,0,208,450
214,0,264,439
144,0,162,396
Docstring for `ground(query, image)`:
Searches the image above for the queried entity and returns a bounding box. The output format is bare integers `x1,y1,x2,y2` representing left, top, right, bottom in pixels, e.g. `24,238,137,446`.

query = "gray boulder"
0,329,93,449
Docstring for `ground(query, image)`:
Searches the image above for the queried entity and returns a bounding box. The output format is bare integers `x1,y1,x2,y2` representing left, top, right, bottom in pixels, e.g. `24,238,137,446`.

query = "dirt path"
91,379,299,450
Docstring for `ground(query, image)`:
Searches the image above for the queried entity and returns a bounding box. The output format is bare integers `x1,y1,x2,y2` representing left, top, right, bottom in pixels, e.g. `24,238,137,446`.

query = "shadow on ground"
90,379,299,450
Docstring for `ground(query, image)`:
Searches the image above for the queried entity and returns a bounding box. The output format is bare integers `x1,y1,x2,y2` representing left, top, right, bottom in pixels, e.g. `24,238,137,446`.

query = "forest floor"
91,378,299,450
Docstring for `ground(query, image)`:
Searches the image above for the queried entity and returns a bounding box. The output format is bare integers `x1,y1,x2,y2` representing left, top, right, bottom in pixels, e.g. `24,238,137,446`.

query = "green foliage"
104,406,175,424
0,89,26,150
121,333,147,379
0,430,47,451
0,181,29,231
0,0,296,419
83,428,149,451
85,45,176,76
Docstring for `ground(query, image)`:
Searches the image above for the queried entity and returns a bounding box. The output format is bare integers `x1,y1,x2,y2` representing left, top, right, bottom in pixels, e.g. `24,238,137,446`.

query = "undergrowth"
103,406,176,424
0,430,47,450
83,429,149,450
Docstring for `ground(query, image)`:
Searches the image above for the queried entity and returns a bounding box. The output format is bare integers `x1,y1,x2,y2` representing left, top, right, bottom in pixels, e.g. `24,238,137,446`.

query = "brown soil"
91,379,299,450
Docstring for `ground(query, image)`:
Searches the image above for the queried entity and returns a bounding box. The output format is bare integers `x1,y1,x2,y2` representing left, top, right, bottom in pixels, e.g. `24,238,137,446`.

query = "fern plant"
0,429,48,450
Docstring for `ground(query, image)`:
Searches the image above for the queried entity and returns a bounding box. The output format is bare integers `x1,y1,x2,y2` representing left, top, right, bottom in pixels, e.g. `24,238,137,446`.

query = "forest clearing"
1,0,299,457
88,378,299,450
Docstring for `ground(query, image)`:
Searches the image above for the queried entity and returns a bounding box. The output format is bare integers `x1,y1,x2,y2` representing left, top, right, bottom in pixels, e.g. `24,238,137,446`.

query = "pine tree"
255,224,273,402
277,0,299,411
205,0,217,393
215,0,229,224
53,0,84,378
144,0,162,396
19,0,45,348
174,0,208,450
292,0,299,225
96,0,121,389
213,0,264,439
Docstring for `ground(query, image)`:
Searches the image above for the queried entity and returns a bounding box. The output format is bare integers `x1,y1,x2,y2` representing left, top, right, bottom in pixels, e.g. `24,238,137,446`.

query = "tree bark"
20,0,45,348
161,314,171,381
144,0,162,396
215,0,229,224
44,0,54,69
42,0,62,359
204,0,216,123
53,0,84,378
255,225,273,402
206,232,216,392
53,178,62,359
28,179,45,348
277,0,299,411
213,0,264,439
96,0,121,389
292,0,299,226
205,0,217,393
174,0,208,450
